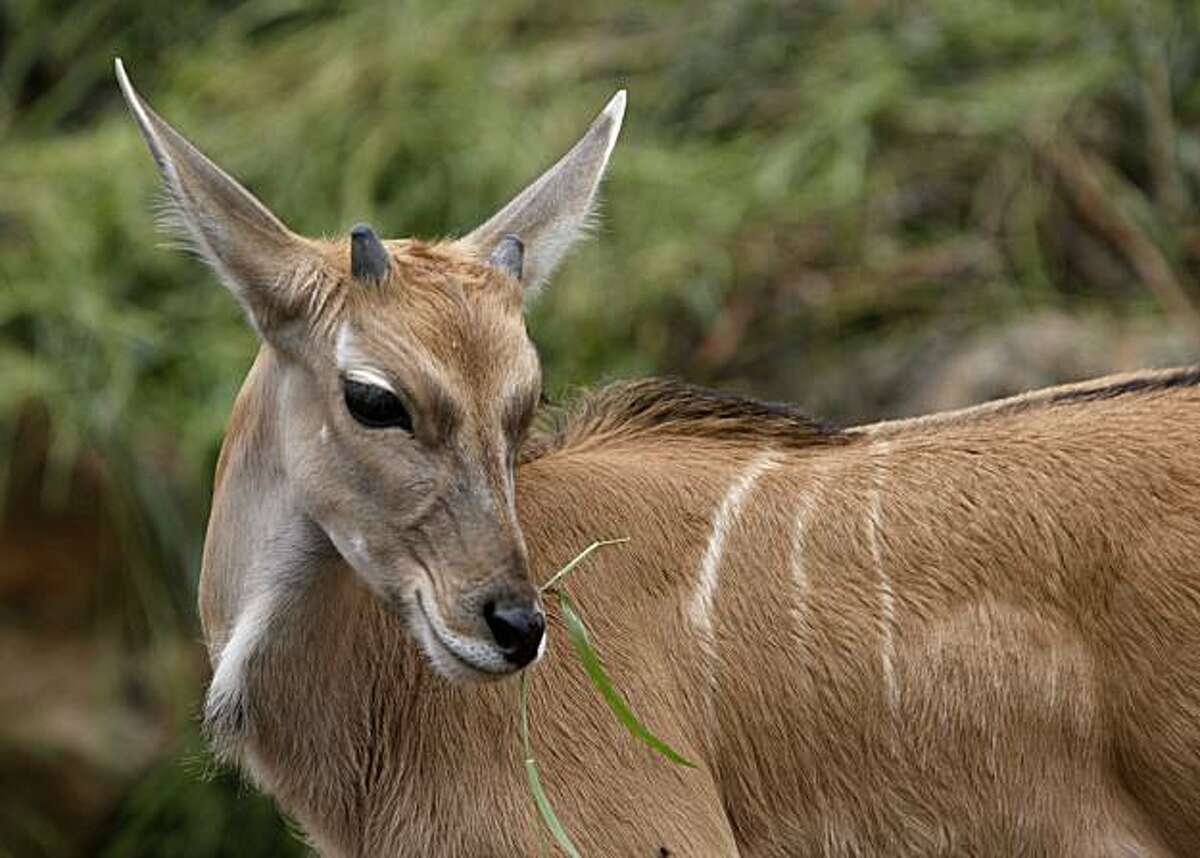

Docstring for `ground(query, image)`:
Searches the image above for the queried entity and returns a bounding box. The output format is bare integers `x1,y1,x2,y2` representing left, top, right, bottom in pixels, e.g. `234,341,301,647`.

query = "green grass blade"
538,538,630,594
520,673,581,858
558,592,697,769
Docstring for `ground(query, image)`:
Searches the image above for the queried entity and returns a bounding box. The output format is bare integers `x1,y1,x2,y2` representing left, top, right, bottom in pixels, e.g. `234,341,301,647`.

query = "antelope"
116,58,1200,857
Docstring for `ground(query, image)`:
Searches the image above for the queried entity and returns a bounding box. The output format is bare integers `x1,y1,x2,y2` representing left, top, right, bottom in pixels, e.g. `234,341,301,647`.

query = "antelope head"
115,60,625,682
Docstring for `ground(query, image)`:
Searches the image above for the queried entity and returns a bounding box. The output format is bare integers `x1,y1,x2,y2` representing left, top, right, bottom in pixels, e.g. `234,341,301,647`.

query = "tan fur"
115,61,1200,856
205,362,1200,857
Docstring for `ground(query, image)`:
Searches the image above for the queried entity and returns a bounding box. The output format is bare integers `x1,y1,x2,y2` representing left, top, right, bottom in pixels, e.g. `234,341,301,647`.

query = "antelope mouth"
413,591,515,682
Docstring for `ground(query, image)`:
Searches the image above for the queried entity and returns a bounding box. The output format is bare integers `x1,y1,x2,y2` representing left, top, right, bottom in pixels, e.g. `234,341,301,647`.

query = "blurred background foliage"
1,0,1199,853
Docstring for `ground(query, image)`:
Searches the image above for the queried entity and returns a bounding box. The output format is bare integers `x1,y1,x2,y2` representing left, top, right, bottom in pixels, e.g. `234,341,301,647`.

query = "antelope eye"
343,379,413,431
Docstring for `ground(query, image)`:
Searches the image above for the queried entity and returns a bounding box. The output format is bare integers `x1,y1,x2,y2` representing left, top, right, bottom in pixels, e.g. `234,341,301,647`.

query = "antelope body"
117,61,1200,856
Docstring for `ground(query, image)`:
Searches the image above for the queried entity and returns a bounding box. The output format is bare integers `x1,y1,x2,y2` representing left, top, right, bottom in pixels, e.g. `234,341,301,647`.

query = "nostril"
481,600,510,648
483,599,545,667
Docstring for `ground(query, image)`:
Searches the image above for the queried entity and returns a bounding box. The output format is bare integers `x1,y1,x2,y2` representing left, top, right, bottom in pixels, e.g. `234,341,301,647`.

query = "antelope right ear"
460,90,626,298
115,59,320,346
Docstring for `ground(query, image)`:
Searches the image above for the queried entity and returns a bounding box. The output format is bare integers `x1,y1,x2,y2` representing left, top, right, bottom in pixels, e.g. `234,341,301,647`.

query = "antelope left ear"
460,90,626,298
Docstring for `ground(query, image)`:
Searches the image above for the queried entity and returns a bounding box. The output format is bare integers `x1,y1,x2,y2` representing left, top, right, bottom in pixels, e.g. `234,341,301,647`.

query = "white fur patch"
207,587,276,717
344,367,395,393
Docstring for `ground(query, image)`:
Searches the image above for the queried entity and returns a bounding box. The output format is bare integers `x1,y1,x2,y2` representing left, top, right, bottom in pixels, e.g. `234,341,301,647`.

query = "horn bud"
350,223,390,283
488,234,524,281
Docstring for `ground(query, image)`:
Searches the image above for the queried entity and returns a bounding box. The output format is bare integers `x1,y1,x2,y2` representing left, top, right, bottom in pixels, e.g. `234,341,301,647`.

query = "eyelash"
343,379,413,432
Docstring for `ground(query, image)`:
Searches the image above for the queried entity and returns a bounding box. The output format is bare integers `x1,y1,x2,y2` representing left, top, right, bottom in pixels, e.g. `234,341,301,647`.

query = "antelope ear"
461,90,626,297
115,59,317,343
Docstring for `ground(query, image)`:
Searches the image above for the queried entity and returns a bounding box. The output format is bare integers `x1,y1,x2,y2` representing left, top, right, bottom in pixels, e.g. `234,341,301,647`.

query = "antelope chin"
410,591,519,683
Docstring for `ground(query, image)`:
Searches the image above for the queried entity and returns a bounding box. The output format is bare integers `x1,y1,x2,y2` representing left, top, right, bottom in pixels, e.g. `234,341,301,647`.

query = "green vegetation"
92,738,309,858
1,0,1198,854
523,538,692,855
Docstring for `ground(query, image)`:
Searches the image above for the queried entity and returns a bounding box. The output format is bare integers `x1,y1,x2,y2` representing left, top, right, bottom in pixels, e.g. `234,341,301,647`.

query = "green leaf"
539,538,630,595
520,673,581,858
558,591,697,769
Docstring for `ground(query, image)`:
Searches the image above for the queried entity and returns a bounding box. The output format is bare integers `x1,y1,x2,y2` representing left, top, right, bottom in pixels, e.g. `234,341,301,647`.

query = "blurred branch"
1138,33,1186,223
1183,226,1200,266
1039,135,1200,337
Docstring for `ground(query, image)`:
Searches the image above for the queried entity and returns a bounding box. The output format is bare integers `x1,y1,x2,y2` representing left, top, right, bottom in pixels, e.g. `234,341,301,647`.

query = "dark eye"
343,379,413,431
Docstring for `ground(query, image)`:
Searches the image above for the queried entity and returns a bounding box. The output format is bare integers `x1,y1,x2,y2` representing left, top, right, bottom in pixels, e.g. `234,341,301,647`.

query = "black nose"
483,600,545,667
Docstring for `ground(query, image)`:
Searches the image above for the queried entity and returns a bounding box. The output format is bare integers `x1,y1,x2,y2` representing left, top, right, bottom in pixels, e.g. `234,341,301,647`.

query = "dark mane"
860,364,1200,439
522,378,845,460
1044,365,1200,406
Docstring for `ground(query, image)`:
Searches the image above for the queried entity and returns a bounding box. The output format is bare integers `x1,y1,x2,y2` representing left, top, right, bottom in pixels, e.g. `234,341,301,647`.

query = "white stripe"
690,452,780,640
867,441,898,708
789,462,827,637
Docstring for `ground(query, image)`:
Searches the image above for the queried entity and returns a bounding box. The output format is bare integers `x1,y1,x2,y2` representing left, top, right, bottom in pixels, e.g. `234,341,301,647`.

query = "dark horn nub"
488,234,524,281
350,223,390,283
